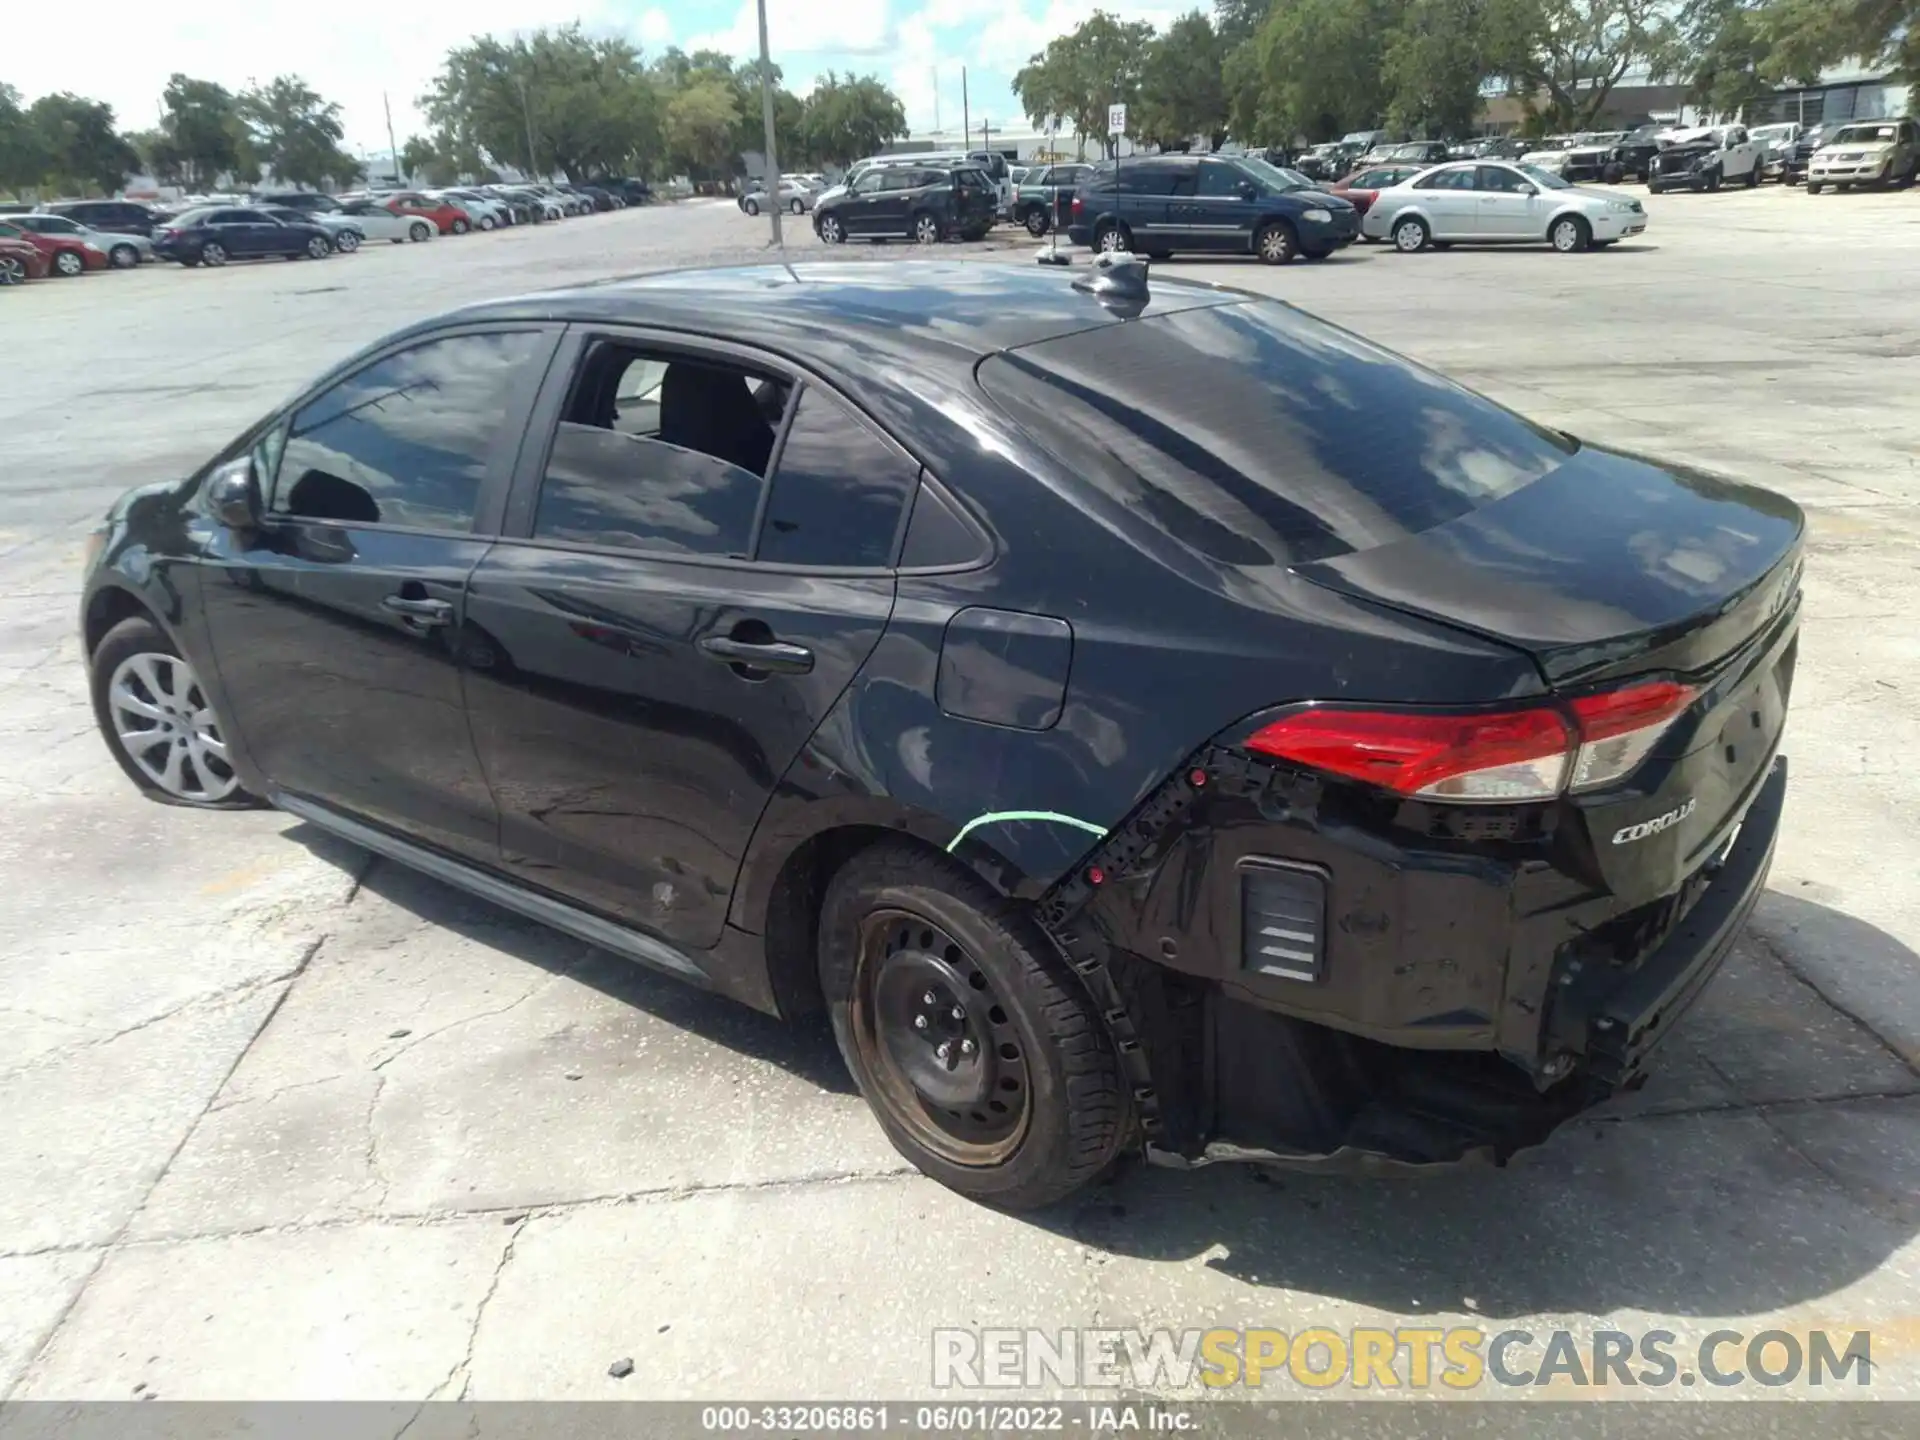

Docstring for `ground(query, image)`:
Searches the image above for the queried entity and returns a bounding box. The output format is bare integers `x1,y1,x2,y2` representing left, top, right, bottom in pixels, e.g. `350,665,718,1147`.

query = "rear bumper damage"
1039,749,1787,1176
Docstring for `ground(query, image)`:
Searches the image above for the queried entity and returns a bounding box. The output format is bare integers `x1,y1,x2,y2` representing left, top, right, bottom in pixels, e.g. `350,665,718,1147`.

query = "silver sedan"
740,180,816,216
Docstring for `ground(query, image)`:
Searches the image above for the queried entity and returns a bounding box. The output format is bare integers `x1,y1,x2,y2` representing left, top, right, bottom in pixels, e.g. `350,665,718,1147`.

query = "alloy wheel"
819,216,844,243
106,652,240,804
0,257,24,284
111,245,138,269
1097,225,1127,253
337,231,361,252
307,236,329,259
1552,218,1583,252
915,214,942,244
1025,209,1049,237
201,243,227,267
851,910,1032,1166
1259,225,1294,262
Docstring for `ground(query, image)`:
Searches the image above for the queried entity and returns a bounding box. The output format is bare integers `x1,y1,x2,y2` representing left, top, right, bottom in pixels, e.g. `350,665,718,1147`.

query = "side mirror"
1238,181,1258,200
1517,182,1538,196
207,457,263,531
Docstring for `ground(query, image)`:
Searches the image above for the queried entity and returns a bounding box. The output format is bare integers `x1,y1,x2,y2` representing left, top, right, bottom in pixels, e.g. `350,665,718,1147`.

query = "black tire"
0,256,23,284
1145,249,1172,260
744,197,760,216
1390,214,1430,253
1549,213,1591,253
409,221,431,242
817,213,846,244
820,842,1130,1210
789,198,804,215
305,235,329,259
1301,247,1333,261
1806,181,1822,194
1023,206,1050,237
1092,219,1132,254
1745,162,1760,188
450,218,470,234
89,615,261,810
335,230,362,253
199,242,227,268
1254,219,1298,264
109,244,139,269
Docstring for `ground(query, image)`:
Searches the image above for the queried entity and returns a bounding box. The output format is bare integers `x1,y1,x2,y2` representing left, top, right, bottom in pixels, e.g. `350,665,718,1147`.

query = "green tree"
159,75,245,188
1497,0,1686,131
1757,0,1919,91
24,92,140,194
239,77,360,187
801,72,907,165
0,84,47,195
1247,0,1396,141
1214,0,1276,44
1014,11,1157,157
1137,11,1229,148
1384,0,1534,135
666,78,742,179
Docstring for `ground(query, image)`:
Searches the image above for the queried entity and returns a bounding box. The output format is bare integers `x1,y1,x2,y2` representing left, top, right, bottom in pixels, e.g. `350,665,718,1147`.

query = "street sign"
1107,103,1127,137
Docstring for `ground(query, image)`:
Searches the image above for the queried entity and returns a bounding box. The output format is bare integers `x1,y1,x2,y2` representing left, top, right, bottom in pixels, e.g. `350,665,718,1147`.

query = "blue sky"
15,1,1193,156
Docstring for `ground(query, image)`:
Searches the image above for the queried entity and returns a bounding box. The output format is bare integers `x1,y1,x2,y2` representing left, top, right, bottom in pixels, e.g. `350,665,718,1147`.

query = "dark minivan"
1068,153,1359,264
813,165,998,245
43,199,164,236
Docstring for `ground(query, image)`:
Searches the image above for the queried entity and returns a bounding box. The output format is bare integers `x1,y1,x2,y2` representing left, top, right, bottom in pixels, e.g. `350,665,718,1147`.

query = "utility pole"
517,75,537,179
962,67,970,147
383,92,401,185
755,0,783,246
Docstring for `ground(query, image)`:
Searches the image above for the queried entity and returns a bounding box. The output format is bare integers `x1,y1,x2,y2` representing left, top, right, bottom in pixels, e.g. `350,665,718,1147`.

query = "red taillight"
1245,707,1572,802
1071,196,1083,218
1567,680,1696,791
1243,681,1698,804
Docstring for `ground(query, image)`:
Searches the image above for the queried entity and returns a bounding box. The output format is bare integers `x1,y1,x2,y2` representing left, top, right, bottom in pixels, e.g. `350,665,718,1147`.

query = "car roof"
453,262,1242,377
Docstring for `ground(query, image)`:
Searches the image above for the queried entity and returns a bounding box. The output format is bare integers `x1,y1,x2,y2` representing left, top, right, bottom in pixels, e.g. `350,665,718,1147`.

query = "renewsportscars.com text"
932,1326,1873,1392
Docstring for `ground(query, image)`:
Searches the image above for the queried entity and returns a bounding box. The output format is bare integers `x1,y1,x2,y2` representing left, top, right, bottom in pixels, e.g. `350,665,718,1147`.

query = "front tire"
1550,214,1591,252
1254,219,1299,264
199,242,228,268
744,197,760,216
1391,215,1430,253
109,244,139,269
90,616,258,810
335,230,362,253
1745,162,1761,188
305,235,329,259
1024,207,1050,237
1092,220,1132,254
789,198,804,215
911,210,942,244
409,221,431,242
820,842,1130,1210
817,213,845,244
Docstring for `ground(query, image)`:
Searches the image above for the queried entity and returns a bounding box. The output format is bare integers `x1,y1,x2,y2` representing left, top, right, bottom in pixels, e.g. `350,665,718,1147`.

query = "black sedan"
79,262,1801,1207
152,206,334,267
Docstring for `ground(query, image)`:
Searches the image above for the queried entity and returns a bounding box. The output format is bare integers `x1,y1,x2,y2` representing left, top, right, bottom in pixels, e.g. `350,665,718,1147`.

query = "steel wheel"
1551,215,1589,252
851,910,1032,1166
54,249,84,276
1392,216,1429,252
200,242,228,267
914,212,942,244
336,230,361,252
106,652,240,804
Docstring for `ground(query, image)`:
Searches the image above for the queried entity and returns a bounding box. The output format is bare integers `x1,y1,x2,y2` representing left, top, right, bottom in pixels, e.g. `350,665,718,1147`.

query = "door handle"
698,635,814,675
381,594,453,626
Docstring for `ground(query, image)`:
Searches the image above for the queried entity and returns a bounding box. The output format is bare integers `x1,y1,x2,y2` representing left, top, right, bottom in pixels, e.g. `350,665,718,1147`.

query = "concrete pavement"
1,189,1917,1405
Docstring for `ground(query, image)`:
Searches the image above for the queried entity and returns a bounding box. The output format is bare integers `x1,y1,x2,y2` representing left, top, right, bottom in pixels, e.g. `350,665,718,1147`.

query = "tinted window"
1197,162,1245,197
1414,168,1477,190
976,301,1573,566
1117,162,1190,196
207,210,250,224
274,331,544,530
1477,165,1531,193
756,387,918,567
899,479,985,568
532,344,790,559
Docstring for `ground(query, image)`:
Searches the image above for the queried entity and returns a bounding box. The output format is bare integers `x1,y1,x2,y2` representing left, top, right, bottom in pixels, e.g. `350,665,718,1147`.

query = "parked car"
382,192,474,235
259,206,362,253
1778,122,1845,185
1293,142,1363,182
337,200,425,244
0,218,107,276
1806,117,1920,192
741,179,815,216
430,189,508,229
813,164,998,244
1368,140,1452,166
588,177,653,206
1329,163,1427,218
10,212,150,268
1554,134,1630,184
1749,122,1804,179
1068,153,1359,264
1611,126,1668,183
252,191,339,215
77,259,1802,1207
1364,160,1647,252
41,199,164,237
0,233,51,283
1646,126,1763,193
151,207,334,267
1011,162,1093,236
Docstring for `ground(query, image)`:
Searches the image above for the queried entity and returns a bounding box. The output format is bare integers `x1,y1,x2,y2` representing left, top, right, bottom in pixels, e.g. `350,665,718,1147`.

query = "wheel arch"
84,582,159,657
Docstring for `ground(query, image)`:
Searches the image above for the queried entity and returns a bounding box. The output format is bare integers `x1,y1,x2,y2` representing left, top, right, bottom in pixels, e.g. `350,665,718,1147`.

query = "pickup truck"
1010,162,1093,237
1646,125,1764,193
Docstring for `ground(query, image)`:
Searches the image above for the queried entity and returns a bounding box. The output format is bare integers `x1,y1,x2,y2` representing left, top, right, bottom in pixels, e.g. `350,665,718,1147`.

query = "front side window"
274,331,545,530
852,171,886,195
1415,168,1476,191
533,342,792,559
1477,165,1531,193
756,386,919,567
1197,162,1244,197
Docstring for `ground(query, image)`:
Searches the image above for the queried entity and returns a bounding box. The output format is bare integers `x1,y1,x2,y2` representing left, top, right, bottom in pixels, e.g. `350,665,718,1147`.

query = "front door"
1474,164,1544,239
200,326,557,861
462,331,920,948
841,170,891,235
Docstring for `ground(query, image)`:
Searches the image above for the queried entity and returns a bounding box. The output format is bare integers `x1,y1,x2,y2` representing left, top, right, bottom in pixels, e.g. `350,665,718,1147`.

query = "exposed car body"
0,233,52,282
151,207,335,267
1011,162,1094,236
1068,154,1359,264
1365,161,1647,252
1647,126,1763,192
10,212,150,268
0,218,106,276
41,199,164,236
813,165,997,244
1806,117,1919,191
1329,164,1427,216
78,260,1801,1206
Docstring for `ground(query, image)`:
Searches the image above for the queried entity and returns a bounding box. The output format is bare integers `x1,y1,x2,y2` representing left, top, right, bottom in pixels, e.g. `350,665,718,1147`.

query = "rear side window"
755,387,919,567
976,301,1573,566
274,331,546,531
1118,162,1190,196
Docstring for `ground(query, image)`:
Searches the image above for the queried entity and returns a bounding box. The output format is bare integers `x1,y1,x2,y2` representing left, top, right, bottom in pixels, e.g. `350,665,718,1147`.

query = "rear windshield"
976,301,1575,566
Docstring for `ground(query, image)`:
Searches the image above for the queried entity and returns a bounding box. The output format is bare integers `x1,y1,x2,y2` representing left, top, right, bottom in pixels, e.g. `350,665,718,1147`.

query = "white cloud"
638,8,675,50
688,0,898,61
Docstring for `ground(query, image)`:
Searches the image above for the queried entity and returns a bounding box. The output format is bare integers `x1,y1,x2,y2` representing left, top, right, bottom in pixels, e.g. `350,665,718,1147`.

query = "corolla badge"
1613,798,1696,845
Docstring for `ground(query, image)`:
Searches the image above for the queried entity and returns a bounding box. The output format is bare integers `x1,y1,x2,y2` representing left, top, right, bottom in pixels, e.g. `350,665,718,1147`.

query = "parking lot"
2,186,1918,1406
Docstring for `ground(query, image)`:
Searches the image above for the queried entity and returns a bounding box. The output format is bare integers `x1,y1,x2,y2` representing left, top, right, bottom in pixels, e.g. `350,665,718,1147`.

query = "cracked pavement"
2,192,1918,1404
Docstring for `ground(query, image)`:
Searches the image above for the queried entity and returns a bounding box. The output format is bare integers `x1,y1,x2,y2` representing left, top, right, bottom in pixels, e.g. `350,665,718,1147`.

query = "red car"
0,232,52,283
0,218,107,277
1329,163,1428,218
382,192,472,236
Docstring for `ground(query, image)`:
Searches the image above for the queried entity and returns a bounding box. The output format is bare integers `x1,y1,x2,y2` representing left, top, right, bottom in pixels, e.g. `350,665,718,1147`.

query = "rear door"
461,328,915,947
1474,164,1543,238
1408,167,1481,237
1183,159,1257,251
200,325,559,860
